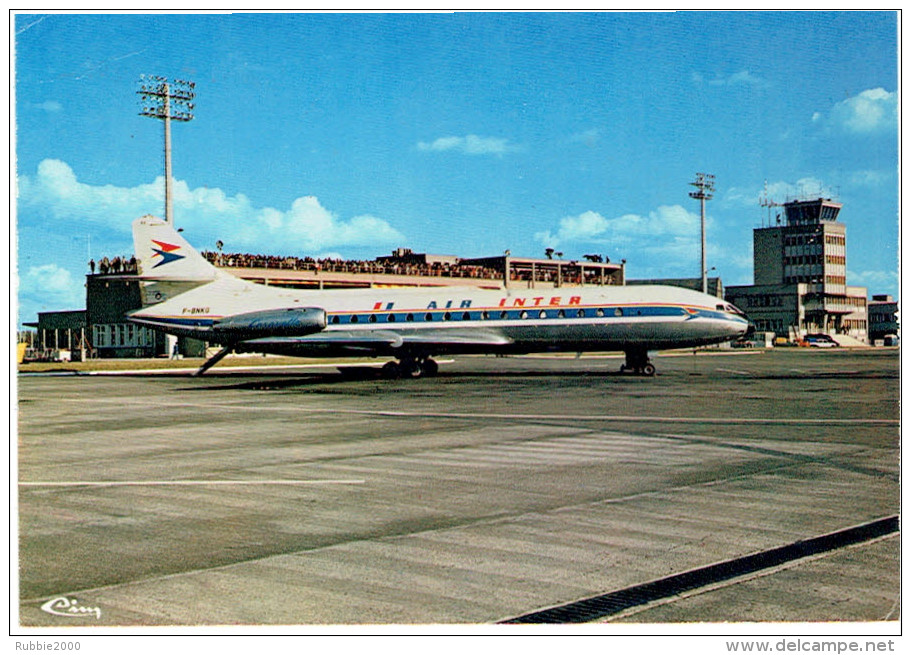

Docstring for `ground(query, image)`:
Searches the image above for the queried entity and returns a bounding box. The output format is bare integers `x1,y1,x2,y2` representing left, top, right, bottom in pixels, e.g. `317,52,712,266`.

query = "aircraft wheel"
401,360,424,378
643,363,656,377
422,358,439,377
619,364,628,373
382,361,401,379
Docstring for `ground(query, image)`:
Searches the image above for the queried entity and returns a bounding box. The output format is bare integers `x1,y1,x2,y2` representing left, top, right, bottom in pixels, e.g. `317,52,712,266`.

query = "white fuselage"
129,274,751,358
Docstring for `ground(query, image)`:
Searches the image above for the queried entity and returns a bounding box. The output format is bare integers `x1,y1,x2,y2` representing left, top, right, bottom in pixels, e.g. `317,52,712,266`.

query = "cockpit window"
724,304,749,318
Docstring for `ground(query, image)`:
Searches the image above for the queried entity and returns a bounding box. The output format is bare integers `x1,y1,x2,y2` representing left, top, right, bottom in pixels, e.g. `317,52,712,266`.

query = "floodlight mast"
138,76,195,225
689,172,715,294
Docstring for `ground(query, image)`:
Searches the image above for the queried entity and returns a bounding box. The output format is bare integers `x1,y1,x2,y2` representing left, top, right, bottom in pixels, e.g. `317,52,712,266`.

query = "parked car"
805,333,838,344
804,335,837,348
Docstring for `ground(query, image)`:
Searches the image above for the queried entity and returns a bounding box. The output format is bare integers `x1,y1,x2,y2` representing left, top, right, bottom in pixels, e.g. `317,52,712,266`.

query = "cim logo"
151,240,185,268
40,596,101,620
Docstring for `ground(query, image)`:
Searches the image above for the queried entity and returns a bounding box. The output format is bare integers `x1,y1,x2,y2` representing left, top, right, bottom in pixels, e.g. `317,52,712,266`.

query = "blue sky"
14,11,899,325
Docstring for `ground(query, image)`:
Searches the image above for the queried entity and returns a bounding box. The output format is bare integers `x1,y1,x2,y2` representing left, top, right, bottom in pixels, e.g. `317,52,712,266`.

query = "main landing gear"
620,348,656,376
382,356,439,379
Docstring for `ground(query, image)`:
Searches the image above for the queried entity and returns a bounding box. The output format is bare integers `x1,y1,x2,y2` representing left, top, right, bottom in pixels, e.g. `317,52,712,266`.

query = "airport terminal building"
868,294,899,344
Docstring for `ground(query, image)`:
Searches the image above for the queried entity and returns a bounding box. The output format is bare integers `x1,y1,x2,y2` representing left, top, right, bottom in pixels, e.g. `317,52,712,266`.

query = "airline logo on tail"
151,240,185,268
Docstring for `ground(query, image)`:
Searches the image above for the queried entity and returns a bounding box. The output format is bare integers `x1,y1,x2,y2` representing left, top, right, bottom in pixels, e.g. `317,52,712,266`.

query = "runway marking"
19,479,365,488
52,397,900,426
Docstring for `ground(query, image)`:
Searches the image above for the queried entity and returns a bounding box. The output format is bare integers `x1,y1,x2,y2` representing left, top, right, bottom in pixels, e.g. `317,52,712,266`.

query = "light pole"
138,75,195,225
689,173,715,294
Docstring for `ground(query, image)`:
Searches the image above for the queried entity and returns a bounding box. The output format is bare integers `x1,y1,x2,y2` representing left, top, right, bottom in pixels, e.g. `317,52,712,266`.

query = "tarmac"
15,348,900,627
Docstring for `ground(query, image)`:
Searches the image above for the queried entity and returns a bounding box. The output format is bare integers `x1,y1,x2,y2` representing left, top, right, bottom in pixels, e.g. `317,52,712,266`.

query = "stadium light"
689,173,715,294
138,75,196,225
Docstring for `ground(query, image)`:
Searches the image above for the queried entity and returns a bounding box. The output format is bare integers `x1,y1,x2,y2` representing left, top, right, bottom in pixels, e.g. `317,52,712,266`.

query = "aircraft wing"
398,329,512,346
243,330,405,350
240,328,512,352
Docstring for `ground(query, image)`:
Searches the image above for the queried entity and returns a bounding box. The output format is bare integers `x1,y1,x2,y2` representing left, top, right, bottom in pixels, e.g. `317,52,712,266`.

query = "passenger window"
557,310,565,318
351,315,359,324
462,311,471,320
576,309,585,318
539,310,547,319
424,312,433,321
520,311,528,319
443,312,452,321
500,311,509,319
368,314,377,323
614,308,623,317
596,308,604,317
481,311,490,320
387,314,396,322
406,313,414,322
331,315,340,324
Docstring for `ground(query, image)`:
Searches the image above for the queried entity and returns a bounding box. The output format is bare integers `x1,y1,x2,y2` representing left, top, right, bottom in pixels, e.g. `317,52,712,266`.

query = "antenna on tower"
759,180,782,227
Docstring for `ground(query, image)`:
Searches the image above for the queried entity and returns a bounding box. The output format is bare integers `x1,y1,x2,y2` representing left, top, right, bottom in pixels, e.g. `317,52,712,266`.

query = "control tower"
729,196,863,338
754,198,846,293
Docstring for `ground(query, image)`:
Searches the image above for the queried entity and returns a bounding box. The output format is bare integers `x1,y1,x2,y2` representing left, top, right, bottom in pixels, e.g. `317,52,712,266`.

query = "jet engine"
210,307,327,341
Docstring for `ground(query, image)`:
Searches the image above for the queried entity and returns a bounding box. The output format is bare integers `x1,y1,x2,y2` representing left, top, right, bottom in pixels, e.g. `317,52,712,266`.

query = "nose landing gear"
620,348,656,376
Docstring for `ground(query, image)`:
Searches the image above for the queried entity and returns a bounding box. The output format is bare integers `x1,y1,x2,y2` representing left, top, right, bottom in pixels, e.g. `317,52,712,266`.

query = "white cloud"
724,177,833,208
569,129,600,147
35,100,62,113
535,210,608,247
25,264,79,297
532,205,756,280
535,205,702,258
849,170,893,188
817,88,897,134
18,159,405,253
693,70,769,88
847,269,899,291
18,264,84,319
417,134,514,155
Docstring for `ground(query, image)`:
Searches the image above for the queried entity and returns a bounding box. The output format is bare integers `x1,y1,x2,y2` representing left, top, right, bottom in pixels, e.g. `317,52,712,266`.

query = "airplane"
126,215,753,378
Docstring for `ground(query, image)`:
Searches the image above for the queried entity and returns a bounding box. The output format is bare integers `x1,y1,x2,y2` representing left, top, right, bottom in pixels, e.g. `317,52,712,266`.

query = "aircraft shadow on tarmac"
179,366,647,392
177,363,897,393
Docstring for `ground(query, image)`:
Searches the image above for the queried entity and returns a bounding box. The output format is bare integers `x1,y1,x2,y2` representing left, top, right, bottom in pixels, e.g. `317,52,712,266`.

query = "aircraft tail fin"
132,215,218,282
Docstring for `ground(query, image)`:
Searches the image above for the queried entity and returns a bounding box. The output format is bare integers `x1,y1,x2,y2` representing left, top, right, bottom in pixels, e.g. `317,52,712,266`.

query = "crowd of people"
510,268,619,285
88,255,138,275
200,251,504,281
85,250,617,286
